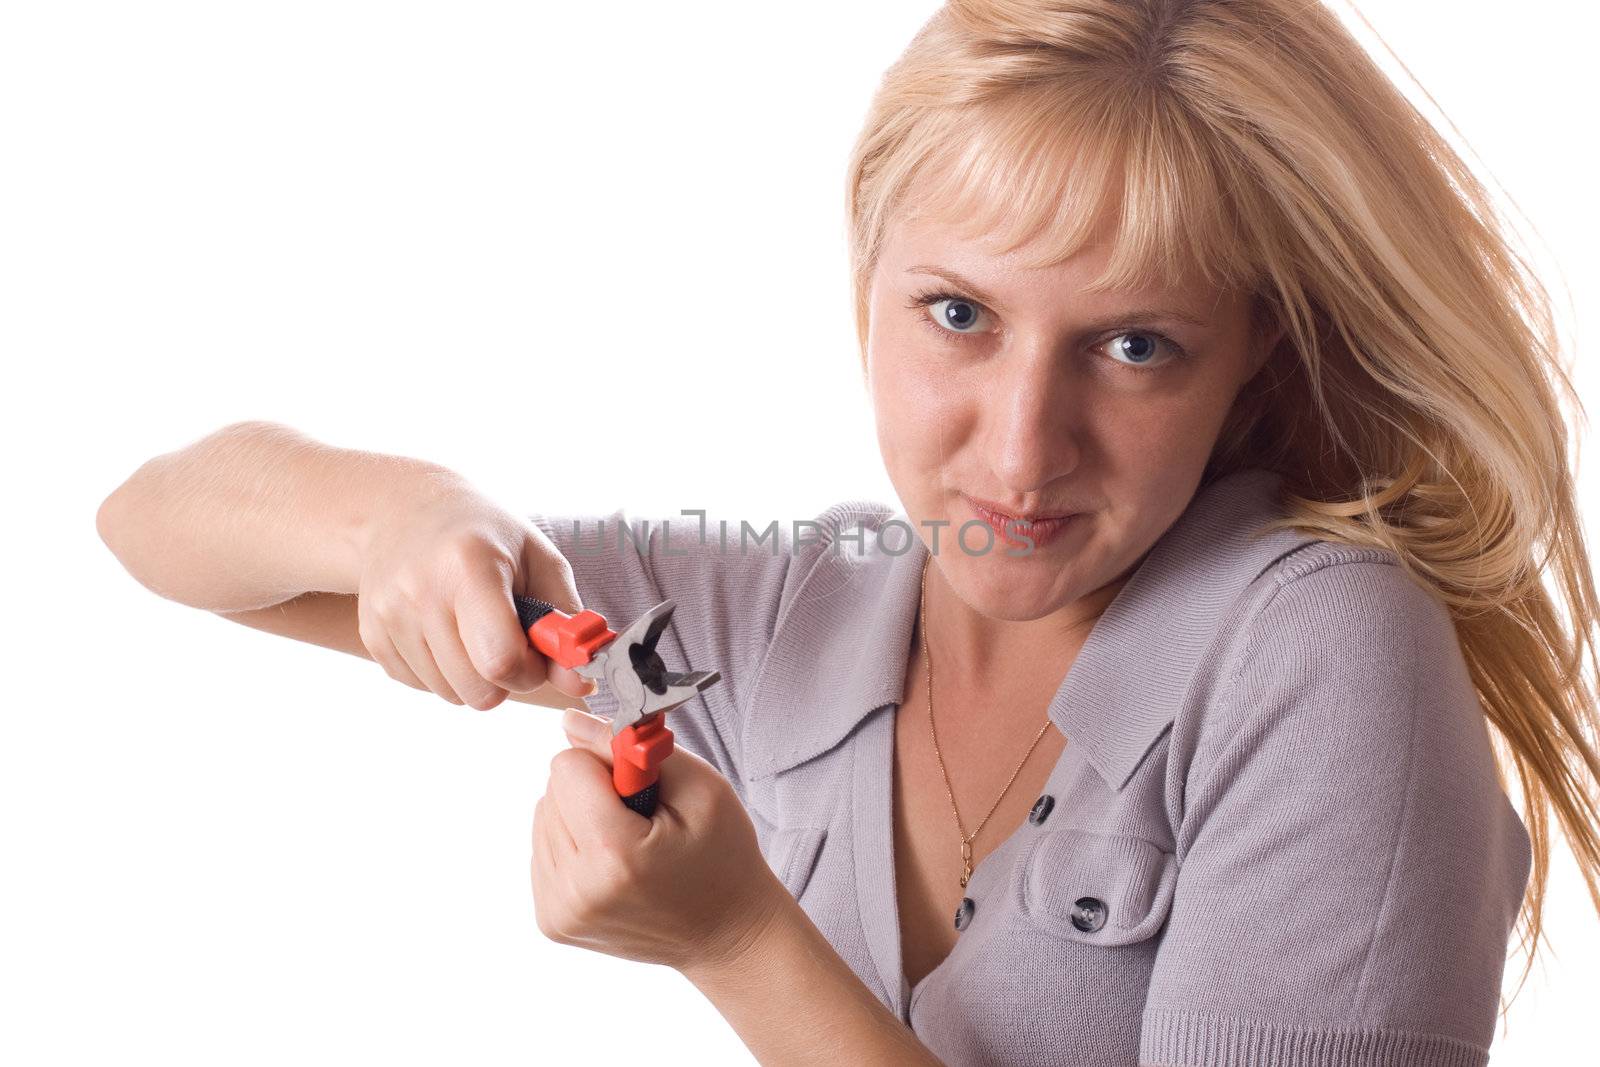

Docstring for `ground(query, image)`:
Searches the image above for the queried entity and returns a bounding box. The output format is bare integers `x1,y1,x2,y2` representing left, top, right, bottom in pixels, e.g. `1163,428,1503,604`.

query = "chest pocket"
765,825,828,900
1017,828,1177,946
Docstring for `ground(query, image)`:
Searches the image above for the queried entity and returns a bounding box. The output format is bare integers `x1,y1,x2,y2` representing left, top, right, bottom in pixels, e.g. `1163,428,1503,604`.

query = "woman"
98,1,1600,1065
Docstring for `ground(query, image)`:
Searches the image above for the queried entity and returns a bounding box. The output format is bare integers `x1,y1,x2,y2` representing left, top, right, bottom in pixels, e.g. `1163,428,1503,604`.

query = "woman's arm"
681,895,945,1066
97,419,597,705
96,419,456,612
209,590,582,710
1140,557,1530,1066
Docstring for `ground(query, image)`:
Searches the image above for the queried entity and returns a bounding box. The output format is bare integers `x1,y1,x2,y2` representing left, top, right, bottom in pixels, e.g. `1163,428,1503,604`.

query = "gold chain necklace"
920,554,1052,889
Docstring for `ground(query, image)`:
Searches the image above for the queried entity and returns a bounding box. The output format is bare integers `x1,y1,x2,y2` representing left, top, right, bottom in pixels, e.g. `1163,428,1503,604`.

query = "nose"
985,347,1082,495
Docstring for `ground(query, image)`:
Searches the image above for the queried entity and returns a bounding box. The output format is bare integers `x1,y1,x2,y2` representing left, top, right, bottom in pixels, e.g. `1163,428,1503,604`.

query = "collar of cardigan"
740,466,1320,791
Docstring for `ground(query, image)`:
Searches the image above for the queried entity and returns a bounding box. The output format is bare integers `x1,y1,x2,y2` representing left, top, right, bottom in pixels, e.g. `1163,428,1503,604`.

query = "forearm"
96,420,457,612
682,895,944,1067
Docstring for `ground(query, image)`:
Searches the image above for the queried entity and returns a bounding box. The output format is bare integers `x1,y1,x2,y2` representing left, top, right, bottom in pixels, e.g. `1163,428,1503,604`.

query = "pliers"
514,595,721,817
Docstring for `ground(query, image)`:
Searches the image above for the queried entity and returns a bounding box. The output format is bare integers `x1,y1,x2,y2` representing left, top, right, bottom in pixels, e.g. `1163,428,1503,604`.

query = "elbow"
95,446,182,594
96,474,136,558
96,440,173,557
96,476,181,605
95,420,278,542
95,471,189,604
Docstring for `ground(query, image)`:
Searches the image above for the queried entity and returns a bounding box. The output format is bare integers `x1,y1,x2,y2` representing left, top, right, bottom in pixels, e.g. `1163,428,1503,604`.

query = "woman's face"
865,213,1273,624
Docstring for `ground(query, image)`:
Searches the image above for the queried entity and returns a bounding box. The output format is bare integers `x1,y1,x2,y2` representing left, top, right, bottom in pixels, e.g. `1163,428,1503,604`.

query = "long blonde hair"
845,0,1600,1003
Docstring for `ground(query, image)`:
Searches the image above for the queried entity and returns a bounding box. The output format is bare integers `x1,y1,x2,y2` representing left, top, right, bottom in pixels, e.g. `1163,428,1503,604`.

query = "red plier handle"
513,594,677,818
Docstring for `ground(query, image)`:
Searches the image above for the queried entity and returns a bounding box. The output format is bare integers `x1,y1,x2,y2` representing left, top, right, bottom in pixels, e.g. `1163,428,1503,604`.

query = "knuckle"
709,771,742,809
515,661,551,693
478,645,526,685
544,551,577,589
371,593,413,628
533,909,569,945
386,572,433,614
548,747,585,777
528,546,580,606
466,687,506,712
567,891,607,928
357,601,390,640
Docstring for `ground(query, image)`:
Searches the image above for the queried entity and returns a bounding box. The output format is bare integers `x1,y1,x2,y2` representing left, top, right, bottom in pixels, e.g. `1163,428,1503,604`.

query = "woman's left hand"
531,707,790,975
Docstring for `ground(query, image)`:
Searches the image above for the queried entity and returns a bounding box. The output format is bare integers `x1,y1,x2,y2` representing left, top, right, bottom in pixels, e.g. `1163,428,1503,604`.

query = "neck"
919,554,1130,695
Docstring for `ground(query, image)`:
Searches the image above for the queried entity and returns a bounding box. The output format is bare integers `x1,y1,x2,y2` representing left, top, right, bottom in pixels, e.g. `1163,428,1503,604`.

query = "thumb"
455,561,550,695
522,534,599,701
561,707,614,761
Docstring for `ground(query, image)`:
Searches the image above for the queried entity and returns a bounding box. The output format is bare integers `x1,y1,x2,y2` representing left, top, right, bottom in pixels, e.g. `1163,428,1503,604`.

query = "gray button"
954,896,975,931
1028,794,1055,825
1071,896,1107,933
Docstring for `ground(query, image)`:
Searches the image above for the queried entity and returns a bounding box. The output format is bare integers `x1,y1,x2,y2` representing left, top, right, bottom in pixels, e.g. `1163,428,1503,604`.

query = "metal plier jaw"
514,593,722,817
571,600,722,733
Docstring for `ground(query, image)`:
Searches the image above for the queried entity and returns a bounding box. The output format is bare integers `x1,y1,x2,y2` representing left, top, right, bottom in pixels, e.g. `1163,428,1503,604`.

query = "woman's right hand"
356,471,597,711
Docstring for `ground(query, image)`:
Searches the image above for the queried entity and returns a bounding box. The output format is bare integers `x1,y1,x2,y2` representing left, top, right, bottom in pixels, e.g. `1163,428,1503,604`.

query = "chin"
939,550,1087,621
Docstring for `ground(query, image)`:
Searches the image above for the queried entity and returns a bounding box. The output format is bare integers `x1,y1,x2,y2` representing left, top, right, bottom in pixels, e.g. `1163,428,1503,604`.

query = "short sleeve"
527,506,824,806
1140,559,1532,1067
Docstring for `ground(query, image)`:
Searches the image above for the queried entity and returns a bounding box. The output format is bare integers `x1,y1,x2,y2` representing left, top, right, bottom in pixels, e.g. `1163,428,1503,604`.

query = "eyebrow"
904,264,1217,331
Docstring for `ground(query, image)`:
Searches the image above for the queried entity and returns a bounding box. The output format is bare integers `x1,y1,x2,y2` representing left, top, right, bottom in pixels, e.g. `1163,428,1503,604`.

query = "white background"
4,1,1596,1063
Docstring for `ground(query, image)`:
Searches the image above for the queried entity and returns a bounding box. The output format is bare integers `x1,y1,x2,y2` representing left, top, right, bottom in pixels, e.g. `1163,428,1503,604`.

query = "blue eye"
913,292,988,334
1100,331,1180,371
903,287,1190,373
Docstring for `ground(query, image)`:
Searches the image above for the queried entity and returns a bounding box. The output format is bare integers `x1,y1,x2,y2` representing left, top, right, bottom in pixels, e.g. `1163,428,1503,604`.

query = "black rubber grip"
514,594,559,633
621,781,659,818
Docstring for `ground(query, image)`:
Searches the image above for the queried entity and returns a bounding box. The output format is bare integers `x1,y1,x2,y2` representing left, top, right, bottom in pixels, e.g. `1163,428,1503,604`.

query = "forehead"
862,88,1265,302
877,211,1229,313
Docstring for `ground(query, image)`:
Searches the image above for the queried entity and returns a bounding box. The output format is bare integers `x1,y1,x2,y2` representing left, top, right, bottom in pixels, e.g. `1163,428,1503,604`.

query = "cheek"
867,329,965,461
1088,370,1238,450
1088,390,1236,525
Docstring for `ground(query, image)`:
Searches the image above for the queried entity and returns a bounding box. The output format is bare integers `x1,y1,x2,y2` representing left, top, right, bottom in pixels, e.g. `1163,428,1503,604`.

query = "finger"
547,747,648,847
390,622,465,705
548,661,598,701
366,624,427,692
456,559,550,695
565,709,719,818
534,793,604,952
642,733,726,816
423,612,507,711
532,797,551,873
540,783,579,858
531,800,559,912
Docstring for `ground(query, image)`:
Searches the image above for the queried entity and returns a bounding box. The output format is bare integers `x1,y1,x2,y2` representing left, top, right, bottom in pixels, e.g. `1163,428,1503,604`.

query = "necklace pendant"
960,840,973,887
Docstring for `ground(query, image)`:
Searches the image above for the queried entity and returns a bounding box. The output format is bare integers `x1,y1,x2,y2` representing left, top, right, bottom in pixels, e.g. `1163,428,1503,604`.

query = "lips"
964,494,1074,524
962,495,1081,550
